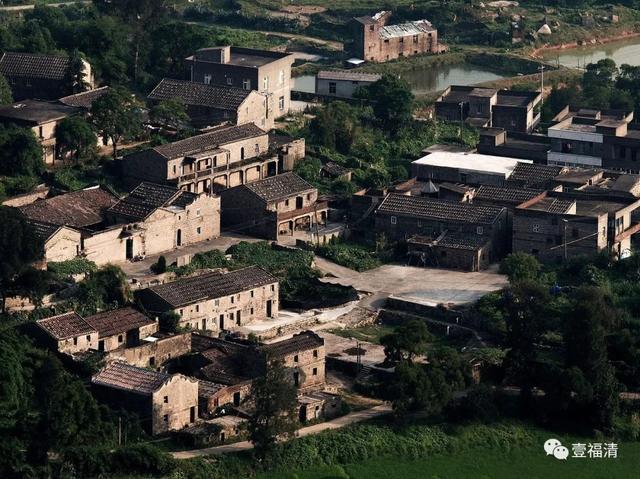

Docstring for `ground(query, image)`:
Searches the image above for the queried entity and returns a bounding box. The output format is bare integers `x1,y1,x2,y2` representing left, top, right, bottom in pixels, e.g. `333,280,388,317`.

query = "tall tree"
380,318,432,364
90,87,142,159
0,207,43,312
149,98,189,131
63,49,90,94
248,360,298,459
357,74,414,128
386,361,451,419
0,125,44,178
55,116,97,163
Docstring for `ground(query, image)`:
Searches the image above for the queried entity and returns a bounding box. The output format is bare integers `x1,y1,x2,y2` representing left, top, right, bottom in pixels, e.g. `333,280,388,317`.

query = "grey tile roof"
507,163,564,188
59,87,110,109
148,266,277,308
260,331,323,359
475,186,543,205
37,312,96,340
84,307,155,339
148,78,252,110
126,123,266,163
27,219,62,242
377,194,504,225
0,99,78,124
108,182,194,221
524,197,575,214
244,172,314,202
0,52,69,80
92,361,170,395
20,186,119,228
436,232,490,250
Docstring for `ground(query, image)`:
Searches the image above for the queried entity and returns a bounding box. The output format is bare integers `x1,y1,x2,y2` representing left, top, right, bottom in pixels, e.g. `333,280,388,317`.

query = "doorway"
299,405,307,423
296,196,303,209
219,314,224,330
125,238,134,260
266,300,273,318
176,229,182,247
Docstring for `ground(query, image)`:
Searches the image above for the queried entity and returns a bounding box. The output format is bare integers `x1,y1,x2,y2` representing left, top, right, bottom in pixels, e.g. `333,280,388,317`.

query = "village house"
375,193,509,265
477,128,551,163
121,123,305,193
32,307,159,355
185,46,294,116
148,78,271,130
351,11,441,62
320,161,352,182
0,100,80,165
513,191,640,262
106,331,192,370
435,86,541,133
315,70,381,99
91,361,198,435
19,182,220,266
136,266,279,331
219,172,328,239
58,86,110,110
0,52,94,101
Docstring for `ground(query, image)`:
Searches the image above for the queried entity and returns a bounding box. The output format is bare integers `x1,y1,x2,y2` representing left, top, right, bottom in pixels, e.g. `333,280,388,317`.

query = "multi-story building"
0,100,79,165
435,86,541,133
315,70,381,99
121,123,305,193
219,172,329,240
148,78,272,130
375,193,509,264
0,52,94,101
513,191,640,262
477,128,551,163
185,46,294,116
351,11,440,62
91,361,198,435
19,183,221,265
136,266,279,331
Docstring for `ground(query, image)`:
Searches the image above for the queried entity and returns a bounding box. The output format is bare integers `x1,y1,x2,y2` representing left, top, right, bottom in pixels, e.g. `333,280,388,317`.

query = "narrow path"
0,1,90,11
256,30,343,51
171,403,391,459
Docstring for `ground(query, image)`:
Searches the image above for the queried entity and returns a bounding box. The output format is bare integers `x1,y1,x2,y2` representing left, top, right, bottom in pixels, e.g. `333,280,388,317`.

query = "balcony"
277,201,329,222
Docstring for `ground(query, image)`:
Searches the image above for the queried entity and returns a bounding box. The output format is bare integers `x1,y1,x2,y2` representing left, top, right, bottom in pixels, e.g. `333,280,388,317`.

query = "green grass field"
256,436,640,479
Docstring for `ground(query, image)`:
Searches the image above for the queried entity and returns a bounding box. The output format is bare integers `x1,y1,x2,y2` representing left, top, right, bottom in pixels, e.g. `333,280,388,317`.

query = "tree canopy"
90,87,142,159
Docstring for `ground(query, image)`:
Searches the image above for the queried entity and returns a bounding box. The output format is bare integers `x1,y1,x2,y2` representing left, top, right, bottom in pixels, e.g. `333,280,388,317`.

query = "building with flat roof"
315,70,381,99
185,46,294,117
351,11,441,62
477,128,550,163
435,86,541,133
412,151,531,186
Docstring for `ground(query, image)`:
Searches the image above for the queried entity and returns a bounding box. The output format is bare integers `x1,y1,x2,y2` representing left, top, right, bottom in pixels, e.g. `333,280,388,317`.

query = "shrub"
48,258,97,279
499,252,541,283
152,255,167,274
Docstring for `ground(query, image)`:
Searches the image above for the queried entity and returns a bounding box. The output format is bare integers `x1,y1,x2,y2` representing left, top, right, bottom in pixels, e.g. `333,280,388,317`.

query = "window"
413,34,419,43
149,356,155,366
279,96,285,111
279,70,284,85
369,25,374,31
329,82,336,94
179,309,183,316
532,224,540,233
231,296,234,304
164,396,169,403
399,37,404,43
196,209,201,216
240,147,245,160
215,299,220,306
243,78,251,90
285,199,290,206
173,165,176,175
312,368,318,376
197,227,202,235
118,335,123,343
250,290,254,298
204,74,212,84
263,76,269,90
226,77,233,86
294,355,299,363
163,414,169,424
250,308,254,315
476,226,483,235
38,126,44,138
73,337,78,346
391,216,397,225
271,285,275,292
313,349,318,358
195,305,200,313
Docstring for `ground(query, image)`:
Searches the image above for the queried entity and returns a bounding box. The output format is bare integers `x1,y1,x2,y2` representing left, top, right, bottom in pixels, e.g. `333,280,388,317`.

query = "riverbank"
530,30,640,59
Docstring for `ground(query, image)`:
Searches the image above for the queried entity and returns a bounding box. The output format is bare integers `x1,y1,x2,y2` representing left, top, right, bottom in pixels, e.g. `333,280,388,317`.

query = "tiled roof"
261,331,323,359
524,196,575,214
20,186,119,228
0,52,69,80
59,87,110,109
243,172,314,202
37,312,96,340
0,100,78,124
126,123,266,163
148,266,277,308
84,307,155,339
377,194,504,225
379,20,436,39
92,361,170,395
198,379,227,398
108,182,194,221
475,186,543,205
317,70,381,82
507,163,564,188
27,219,61,242
437,232,489,250
148,78,252,110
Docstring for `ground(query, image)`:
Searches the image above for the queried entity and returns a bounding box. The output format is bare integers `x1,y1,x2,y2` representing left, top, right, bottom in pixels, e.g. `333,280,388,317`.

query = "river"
293,63,506,95
540,36,640,69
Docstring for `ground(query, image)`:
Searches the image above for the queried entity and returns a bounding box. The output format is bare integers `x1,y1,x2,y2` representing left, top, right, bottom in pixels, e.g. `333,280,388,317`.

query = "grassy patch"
329,324,397,345
316,241,383,272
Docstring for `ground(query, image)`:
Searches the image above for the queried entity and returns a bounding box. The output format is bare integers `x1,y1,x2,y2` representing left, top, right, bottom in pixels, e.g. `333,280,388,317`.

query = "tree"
386,361,451,418
78,265,132,313
55,116,97,163
0,74,12,105
248,361,298,459
91,87,142,159
149,98,189,131
0,207,43,312
13,268,52,308
358,75,414,128
158,311,180,333
0,125,44,178
499,252,541,283
64,49,89,94
309,101,359,154
380,319,432,364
